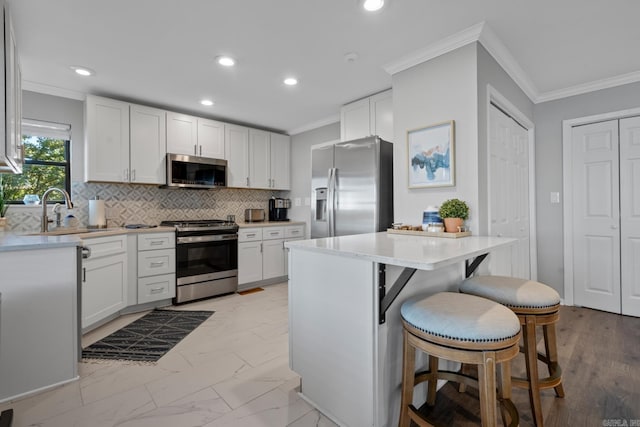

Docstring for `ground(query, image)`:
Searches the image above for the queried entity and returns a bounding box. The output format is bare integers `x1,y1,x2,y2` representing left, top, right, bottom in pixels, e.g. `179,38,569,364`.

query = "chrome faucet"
41,188,74,232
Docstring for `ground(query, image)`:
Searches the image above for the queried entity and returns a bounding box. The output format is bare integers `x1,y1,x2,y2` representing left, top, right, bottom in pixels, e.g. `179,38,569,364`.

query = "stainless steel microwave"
166,153,227,189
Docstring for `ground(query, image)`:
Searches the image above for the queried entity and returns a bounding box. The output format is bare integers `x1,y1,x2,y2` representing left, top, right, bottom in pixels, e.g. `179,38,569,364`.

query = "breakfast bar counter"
285,232,515,427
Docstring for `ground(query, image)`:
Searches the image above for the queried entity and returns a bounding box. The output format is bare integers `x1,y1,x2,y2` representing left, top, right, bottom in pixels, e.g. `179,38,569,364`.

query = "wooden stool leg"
497,361,510,426
426,355,439,406
477,352,498,427
524,315,544,427
399,329,417,427
543,322,565,398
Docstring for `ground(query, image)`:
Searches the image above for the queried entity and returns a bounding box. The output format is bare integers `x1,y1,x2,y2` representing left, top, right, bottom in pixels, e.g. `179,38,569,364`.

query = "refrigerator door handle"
327,168,336,237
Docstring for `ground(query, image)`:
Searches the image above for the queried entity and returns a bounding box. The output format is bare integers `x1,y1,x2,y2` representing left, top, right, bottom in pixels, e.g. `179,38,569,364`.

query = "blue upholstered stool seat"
401,292,520,346
459,275,560,310
398,291,521,427
458,276,565,427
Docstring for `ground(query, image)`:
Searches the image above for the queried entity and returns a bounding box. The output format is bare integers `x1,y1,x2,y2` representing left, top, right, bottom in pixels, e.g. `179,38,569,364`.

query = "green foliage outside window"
0,135,70,203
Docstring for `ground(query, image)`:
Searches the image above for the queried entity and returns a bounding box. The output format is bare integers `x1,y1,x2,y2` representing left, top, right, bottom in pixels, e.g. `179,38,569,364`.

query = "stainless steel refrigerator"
311,136,393,238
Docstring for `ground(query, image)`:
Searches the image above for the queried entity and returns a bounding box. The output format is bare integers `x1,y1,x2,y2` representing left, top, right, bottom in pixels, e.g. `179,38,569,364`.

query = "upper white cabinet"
130,104,166,184
226,126,290,190
85,95,166,184
166,112,225,159
225,124,250,187
340,89,393,143
0,2,23,174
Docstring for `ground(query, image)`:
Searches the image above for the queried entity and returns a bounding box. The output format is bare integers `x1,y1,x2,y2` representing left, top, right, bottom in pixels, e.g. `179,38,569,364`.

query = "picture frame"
407,120,455,188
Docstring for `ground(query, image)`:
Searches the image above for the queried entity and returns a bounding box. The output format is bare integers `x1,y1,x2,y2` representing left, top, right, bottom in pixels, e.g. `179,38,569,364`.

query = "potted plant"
439,198,469,232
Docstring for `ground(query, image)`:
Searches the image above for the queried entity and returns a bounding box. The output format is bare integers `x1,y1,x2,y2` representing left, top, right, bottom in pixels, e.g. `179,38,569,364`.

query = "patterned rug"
82,309,214,362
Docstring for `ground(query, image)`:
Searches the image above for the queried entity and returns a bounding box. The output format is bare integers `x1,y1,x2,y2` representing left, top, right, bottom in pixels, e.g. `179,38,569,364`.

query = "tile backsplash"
3,181,286,232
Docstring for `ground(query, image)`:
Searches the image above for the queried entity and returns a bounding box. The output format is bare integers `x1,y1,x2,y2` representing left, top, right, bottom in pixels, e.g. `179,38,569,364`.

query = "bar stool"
399,292,521,427
459,276,565,427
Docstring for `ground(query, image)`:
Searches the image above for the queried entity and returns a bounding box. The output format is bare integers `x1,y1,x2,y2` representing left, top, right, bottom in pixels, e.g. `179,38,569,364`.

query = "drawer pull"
247,233,256,237
150,287,164,293
270,232,279,235
291,230,299,234
150,261,165,267
150,241,164,246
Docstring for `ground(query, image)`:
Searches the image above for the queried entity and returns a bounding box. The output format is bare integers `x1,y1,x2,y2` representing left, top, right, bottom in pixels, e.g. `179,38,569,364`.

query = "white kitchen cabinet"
0,2,23,174
81,235,128,330
130,104,166,184
136,232,176,304
249,129,271,188
340,89,393,143
85,96,166,184
225,124,250,187
238,225,304,288
238,227,263,284
228,127,290,190
167,112,225,159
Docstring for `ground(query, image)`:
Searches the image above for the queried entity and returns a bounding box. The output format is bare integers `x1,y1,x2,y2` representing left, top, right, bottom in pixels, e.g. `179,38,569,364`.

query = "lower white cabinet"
136,232,176,304
82,235,128,329
238,224,304,287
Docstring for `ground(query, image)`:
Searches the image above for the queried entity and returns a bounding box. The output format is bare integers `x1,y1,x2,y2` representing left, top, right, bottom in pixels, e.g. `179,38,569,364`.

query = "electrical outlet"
550,192,560,204
294,197,301,207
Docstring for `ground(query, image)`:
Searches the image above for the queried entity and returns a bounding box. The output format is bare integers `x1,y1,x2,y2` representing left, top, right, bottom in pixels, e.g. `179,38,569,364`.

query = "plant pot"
443,217,464,233
0,217,6,232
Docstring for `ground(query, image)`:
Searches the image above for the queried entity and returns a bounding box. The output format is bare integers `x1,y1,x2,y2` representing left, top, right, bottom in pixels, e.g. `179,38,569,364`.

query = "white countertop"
237,221,306,228
285,232,516,270
0,226,175,252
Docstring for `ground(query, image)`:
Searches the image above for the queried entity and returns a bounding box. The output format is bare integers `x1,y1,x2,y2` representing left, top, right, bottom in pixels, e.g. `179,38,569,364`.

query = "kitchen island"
285,232,515,427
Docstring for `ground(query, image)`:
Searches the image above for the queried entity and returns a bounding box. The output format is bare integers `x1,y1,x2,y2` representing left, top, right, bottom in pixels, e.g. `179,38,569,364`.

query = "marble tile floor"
0,283,338,427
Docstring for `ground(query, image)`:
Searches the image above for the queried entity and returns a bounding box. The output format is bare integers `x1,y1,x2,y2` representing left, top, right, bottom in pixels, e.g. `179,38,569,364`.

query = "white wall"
533,81,640,295
289,122,340,236
392,43,479,232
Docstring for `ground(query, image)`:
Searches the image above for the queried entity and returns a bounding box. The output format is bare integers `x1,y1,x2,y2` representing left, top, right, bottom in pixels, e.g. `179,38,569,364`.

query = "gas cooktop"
160,219,238,232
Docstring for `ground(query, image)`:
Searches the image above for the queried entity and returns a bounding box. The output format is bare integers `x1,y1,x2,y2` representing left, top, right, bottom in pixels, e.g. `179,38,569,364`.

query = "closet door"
620,116,640,316
571,120,621,313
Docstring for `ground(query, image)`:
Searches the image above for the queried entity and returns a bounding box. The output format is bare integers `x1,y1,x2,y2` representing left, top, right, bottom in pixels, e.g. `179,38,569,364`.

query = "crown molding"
477,24,538,102
383,22,485,75
288,114,340,136
536,70,640,103
22,80,86,101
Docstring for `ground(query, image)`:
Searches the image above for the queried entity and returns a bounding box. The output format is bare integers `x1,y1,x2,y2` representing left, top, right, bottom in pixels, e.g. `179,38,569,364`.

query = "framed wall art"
407,120,455,188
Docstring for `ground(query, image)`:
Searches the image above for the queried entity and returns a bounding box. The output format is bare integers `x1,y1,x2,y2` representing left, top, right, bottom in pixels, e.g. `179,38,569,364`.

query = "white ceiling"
10,0,640,134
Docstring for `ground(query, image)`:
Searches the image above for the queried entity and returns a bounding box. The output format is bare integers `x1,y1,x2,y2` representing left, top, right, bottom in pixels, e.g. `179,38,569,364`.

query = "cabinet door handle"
199,145,202,156
124,169,129,181
260,243,263,253
246,177,250,186
194,144,198,155
83,267,86,282
150,261,165,267
131,169,136,181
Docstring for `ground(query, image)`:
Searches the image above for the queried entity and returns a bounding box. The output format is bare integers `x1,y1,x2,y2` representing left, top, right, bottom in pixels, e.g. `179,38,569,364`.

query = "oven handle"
177,234,238,244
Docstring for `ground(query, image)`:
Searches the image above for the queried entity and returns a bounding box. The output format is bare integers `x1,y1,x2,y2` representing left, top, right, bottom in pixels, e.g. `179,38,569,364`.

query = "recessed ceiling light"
284,77,298,86
363,0,384,11
70,66,95,76
200,99,214,106
216,56,236,67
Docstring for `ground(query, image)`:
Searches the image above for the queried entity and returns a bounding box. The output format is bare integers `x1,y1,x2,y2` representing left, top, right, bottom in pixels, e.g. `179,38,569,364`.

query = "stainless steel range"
161,219,239,304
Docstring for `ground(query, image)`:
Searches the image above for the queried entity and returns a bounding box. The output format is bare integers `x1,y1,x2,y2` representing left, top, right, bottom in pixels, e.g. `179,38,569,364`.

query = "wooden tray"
386,228,471,238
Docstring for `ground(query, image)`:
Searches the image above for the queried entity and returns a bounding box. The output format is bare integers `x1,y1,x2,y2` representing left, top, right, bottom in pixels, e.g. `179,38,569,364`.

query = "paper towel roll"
89,199,106,227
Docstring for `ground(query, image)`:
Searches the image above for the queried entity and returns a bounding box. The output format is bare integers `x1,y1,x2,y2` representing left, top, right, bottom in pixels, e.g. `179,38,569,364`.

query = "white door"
571,120,621,313
238,241,263,284
620,116,640,316
488,104,531,278
262,239,285,279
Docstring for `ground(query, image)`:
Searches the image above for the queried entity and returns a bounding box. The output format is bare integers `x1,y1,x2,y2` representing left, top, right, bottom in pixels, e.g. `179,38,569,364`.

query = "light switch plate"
304,197,311,206
550,192,560,204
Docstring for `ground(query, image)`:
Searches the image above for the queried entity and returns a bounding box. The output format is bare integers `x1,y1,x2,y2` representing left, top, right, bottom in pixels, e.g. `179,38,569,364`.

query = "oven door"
176,234,238,285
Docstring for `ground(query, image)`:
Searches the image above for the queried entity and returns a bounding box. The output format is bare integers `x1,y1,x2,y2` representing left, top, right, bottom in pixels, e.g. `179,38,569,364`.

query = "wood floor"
418,305,640,426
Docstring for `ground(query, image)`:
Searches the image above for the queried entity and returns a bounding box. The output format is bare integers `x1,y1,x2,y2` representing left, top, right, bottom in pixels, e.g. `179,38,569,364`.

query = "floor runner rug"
82,309,214,362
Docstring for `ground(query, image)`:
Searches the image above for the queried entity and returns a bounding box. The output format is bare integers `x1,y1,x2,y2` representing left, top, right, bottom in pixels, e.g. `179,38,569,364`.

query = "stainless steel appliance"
165,153,227,189
160,219,239,303
311,136,393,238
268,197,290,221
244,209,265,222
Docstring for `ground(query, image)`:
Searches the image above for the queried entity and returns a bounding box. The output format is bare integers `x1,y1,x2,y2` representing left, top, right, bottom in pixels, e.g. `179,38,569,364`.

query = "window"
1,119,71,203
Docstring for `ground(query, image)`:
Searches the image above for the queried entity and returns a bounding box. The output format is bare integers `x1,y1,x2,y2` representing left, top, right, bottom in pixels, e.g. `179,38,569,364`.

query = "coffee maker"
268,197,291,221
